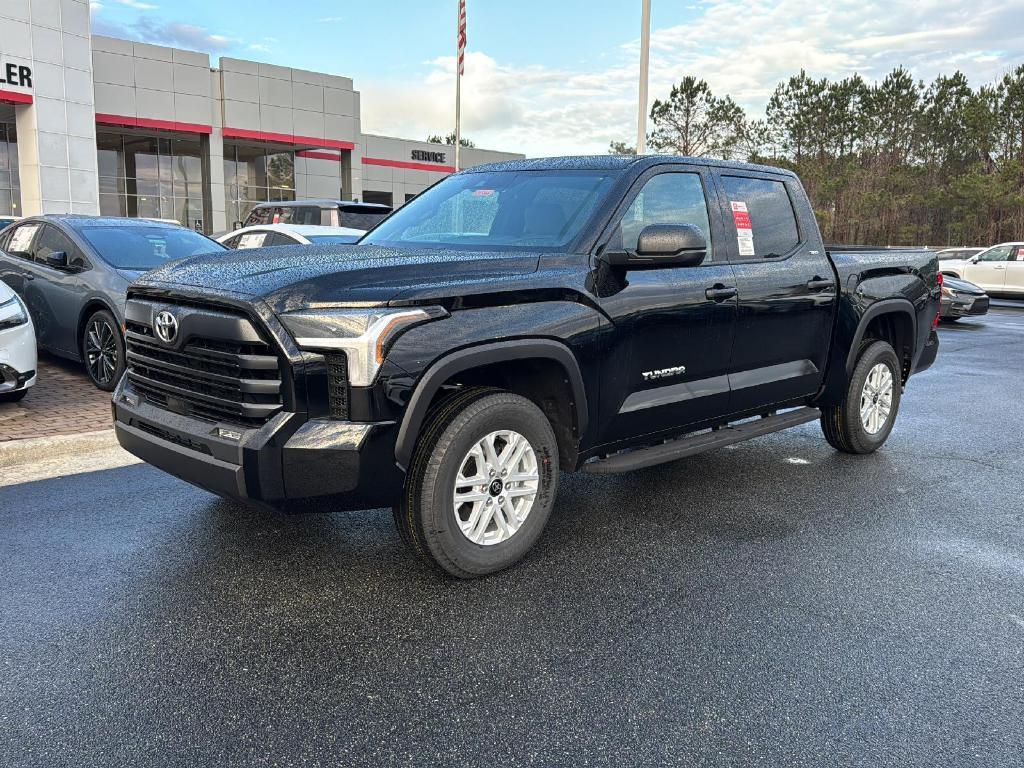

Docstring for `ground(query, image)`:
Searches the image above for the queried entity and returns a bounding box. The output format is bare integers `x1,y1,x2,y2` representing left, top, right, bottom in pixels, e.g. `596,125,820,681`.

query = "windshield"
78,226,225,270
307,234,360,244
361,171,616,250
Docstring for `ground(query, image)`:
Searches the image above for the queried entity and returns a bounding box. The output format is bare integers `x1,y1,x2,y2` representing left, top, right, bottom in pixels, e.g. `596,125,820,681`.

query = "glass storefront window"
0,122,20,216
223,143,295,226
96,132,206,225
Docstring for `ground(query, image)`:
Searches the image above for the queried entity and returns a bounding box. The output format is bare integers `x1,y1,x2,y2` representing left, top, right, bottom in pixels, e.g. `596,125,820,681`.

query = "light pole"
636,0,651,154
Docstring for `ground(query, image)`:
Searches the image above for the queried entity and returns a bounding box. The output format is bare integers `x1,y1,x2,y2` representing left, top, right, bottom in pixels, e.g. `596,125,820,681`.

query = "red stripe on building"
95,113,213,134
362,157,456,173
222,127,355,151
0,89,33,105
296,150,343,161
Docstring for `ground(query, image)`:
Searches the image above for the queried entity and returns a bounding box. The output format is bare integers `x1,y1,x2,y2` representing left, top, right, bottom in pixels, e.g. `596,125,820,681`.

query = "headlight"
279,305,447,386
941,286,957,299
0,293,28,330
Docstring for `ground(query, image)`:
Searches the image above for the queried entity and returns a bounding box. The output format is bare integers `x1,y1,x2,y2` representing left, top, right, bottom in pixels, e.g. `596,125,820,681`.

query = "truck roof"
464,154,798,178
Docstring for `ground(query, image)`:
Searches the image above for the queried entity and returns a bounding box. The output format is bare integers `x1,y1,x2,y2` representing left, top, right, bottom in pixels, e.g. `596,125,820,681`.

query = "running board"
581,407,821,474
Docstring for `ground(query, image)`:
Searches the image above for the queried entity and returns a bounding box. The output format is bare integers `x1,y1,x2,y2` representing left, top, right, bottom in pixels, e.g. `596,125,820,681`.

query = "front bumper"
940,294,990,318
0,317,37,393
112,377,404,510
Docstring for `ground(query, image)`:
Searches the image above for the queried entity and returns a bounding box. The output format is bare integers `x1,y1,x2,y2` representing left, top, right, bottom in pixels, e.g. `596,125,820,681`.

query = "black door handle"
806,277,834,291
705,285,737,302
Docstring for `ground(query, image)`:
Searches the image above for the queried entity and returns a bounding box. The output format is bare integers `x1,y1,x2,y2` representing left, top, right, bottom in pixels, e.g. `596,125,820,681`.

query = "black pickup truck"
113,156,940,577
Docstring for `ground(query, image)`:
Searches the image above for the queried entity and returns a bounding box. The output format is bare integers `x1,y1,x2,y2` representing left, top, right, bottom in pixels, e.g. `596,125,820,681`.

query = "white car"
217,224,363,250
0,280,36,402
939,242,1024,297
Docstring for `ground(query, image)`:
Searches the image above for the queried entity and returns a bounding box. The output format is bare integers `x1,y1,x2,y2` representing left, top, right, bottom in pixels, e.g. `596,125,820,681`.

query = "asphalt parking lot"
3,309,1024,767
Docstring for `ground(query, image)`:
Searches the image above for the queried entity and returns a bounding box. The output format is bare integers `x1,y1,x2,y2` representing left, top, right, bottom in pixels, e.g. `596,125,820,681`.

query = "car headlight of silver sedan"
279,306,447,386
0,293,29,330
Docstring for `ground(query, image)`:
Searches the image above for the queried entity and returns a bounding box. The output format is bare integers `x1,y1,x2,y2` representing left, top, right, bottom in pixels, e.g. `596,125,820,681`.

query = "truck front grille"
124,299,285,428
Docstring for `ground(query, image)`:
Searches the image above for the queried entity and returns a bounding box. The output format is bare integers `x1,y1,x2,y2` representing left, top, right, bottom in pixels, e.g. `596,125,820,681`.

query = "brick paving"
0,352,113,442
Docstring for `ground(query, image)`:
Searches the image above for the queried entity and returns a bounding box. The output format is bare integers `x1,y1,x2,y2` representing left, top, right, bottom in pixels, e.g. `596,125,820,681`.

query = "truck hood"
135,244,541,312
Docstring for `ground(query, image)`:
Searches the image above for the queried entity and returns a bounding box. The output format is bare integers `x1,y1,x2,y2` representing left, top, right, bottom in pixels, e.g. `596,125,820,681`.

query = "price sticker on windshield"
730,201,755,256
472,189,495,197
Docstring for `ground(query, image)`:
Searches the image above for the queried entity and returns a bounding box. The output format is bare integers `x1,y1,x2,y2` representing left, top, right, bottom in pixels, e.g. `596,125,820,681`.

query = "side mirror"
969,256,981,264
605,224,707,269
45,251,69,269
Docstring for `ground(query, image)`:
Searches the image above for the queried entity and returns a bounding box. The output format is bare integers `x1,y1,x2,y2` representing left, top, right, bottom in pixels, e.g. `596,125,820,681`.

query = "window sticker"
9,224,39,254
730,201,754,256
238,232,268,249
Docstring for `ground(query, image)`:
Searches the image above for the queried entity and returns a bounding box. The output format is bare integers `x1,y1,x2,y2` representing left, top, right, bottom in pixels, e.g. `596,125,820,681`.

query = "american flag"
457,0,467,75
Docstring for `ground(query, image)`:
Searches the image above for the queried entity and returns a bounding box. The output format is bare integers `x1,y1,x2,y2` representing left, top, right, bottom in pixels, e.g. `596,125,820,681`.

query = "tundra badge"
642,365,686,381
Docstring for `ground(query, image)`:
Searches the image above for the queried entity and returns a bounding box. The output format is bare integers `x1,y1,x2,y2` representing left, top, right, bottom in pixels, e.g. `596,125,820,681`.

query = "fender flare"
845,298,917,376
394,338,589,470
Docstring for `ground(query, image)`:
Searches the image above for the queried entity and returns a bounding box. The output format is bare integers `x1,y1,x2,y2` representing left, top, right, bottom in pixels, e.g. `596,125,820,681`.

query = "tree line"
612,66,1024,246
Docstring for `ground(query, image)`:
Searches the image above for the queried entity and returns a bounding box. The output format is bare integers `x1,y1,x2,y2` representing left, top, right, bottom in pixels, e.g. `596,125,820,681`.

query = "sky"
88,0,1024,157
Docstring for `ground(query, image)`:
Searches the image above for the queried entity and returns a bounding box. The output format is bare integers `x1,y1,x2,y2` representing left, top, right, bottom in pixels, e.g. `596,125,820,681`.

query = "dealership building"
0,0,523,232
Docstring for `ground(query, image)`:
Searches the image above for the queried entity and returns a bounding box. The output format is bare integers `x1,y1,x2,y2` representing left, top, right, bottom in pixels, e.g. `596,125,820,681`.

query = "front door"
962,244,1012,293
23,224,91,356
593,167,737,446
714,172,835,413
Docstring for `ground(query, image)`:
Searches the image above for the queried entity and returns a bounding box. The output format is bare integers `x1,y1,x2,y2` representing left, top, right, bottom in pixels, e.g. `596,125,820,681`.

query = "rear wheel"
820,340,902,454
82,309,125,391
394,388,559,578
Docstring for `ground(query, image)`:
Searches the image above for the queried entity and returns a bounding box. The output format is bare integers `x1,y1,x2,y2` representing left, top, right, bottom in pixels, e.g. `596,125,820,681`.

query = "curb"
0,429,121,469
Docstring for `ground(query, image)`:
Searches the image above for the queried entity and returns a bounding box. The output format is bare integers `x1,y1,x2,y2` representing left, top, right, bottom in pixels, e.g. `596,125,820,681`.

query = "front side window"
33,225,85,268
979,245,1012,262
77,226,224,270
721,176,800,259
362,171,615,251
611,172,713,258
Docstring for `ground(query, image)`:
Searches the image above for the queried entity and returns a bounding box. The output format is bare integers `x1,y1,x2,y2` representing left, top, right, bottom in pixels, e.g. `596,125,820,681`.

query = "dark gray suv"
0,216,225,390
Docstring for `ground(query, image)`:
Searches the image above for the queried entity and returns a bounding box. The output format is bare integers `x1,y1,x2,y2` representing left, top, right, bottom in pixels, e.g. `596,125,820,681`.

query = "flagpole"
637,0,651,154
455,0,463,171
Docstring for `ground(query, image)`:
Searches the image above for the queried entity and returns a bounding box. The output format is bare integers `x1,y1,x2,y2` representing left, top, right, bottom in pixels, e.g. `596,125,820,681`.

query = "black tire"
0,388,28,403
820,340,902,454
394,387,560,578
82,309,125,391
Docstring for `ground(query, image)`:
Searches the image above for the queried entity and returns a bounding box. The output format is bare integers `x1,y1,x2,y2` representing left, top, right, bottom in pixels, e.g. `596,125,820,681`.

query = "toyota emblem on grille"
154,310,179,343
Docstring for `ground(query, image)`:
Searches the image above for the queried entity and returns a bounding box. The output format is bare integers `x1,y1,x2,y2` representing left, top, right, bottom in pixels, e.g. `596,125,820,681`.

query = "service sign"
411,149,447,163
0,59,33,89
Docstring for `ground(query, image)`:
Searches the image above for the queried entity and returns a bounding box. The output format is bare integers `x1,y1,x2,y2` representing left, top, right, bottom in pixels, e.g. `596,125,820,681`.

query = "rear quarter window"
721,176,800,259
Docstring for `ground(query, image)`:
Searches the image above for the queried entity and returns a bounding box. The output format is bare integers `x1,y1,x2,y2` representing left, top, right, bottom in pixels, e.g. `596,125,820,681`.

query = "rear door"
712,172,836,413
0,221,41,295
594,165,737,445
962,245,1011,292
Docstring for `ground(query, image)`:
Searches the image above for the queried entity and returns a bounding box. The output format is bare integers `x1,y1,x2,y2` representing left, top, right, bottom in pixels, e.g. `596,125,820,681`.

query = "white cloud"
361,0,1024,157
113,0,158,9
317,16,344,23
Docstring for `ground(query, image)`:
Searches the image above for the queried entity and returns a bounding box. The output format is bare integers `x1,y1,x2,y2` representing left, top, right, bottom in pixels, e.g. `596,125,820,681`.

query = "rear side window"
274,207,321,226
721,176,800,259
5,223,40,258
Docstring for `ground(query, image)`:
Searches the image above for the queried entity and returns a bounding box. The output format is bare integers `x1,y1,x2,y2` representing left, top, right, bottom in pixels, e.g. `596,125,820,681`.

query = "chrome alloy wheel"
453,430,540,546
860,362,894,435
85,319,118,386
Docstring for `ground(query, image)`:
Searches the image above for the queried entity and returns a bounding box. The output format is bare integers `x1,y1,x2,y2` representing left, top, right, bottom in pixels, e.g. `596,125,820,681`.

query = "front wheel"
394,388,560,578
820,340,902,454
82,309,125,391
